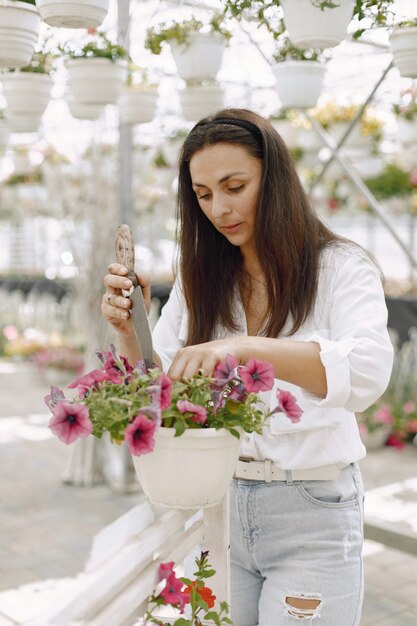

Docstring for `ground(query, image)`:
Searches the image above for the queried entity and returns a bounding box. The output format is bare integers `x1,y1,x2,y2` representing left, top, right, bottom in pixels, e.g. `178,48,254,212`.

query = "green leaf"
174,419,186,437
203,612,221,626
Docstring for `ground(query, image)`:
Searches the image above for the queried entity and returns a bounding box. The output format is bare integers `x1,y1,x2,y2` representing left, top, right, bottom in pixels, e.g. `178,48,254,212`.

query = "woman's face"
189,142,262,254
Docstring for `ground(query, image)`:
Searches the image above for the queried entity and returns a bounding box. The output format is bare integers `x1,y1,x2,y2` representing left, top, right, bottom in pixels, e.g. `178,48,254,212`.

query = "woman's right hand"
102,263,151,336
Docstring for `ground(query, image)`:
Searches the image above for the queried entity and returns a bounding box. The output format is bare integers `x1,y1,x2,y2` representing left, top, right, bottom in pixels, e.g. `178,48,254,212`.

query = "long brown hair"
177,108,345,345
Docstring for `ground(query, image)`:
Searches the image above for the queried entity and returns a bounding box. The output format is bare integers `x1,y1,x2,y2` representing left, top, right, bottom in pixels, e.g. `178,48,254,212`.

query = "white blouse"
152,243,394,469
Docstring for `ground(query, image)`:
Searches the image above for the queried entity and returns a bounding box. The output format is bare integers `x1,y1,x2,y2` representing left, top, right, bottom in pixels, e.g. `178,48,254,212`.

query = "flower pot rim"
273,60,324,69
1,0,39,11
390,25,417,38
155,426,241,439
66,57,128,68
2,72,53,83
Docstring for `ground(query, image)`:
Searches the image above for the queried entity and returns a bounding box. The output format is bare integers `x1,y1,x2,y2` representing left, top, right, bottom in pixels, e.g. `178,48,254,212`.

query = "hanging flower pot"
179,83,224,122
66,57,128,105
170,32,227,82
281,0,355,49
6,112,41,132
118,88,158,125
36,0,109,29
2,72,53,133
66,97,104,121
0,118,10,151
132,427,242,509
0,1,41,69
272,61,326,109
389,26,417,79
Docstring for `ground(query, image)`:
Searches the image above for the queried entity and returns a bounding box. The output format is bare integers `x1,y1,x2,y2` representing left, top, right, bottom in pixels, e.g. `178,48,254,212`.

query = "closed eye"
228,185,244,193
197,192,212,201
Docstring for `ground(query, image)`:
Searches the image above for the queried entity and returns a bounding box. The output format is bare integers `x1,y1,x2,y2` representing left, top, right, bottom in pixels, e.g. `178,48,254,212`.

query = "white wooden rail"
15,496,230,626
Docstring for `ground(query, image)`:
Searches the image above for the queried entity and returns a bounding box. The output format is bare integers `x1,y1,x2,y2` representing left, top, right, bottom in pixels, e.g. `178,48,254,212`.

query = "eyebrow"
192,171,247,188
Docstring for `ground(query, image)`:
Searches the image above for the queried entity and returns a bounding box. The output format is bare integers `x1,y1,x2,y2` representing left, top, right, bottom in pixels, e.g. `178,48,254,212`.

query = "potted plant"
45,349,303,509
179,80,224,122
0,0,41,69
63,29,129,106
1,43,55,133
393,87,417,145
271,39,327,109
66,96,104,121
118,66,159,126
145,14,232,82
364,162,414,213
390,18,417,79
36,0,109,29
356,403,393,449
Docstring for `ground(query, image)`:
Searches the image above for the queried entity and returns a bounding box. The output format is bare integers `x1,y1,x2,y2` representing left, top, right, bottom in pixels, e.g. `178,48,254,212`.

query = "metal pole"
118,0,133,227
306,112,417,272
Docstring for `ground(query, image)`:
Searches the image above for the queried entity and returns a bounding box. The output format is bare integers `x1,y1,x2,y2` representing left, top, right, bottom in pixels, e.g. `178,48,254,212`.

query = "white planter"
118,89,158,125
397,118,417,145
1,72,53,117
271,119,300,148
179,83,224,121
299,128,324,152
169,32,226,82
13,151,32,174
390,27,417,79
272,61,326,109
66,97,103,121
36,0,109,28
329,121,373,152
0,1,41,69
0,119,10,151
66,57,128,106
6,113,41,133
359,425,391,450
281,0,355,49
354,156,383,178
132,427,241,509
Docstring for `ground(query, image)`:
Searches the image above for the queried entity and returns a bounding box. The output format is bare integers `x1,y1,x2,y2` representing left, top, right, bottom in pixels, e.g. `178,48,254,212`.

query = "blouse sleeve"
302,249,394,412
152,280,187,372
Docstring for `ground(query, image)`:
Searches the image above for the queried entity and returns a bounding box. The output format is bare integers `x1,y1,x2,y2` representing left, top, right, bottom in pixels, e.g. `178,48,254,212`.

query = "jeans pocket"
296,465,361,509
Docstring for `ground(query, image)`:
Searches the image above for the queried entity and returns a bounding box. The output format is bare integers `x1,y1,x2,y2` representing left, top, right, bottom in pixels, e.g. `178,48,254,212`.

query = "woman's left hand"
167,339,242,380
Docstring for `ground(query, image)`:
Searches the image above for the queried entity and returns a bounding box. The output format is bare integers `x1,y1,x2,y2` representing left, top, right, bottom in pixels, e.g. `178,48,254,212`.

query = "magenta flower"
68,369,109,397
214,353,239,386
160,572,190,612
158,561,175,581
374,405,394,424
44,386,66,412
228,381,246,402
177,400,207,424
402,401,416,415
99,349,133,383
158,374,173,410
49,401,93,444
239,359,275,393
275,390,303,423
124,414,156,456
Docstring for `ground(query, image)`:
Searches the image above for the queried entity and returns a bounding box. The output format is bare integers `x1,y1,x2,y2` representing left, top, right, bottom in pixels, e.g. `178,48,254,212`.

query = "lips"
220,223,243,232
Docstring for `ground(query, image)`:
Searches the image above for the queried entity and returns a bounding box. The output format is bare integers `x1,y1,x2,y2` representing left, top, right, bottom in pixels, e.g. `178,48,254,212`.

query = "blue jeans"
230,463,364,625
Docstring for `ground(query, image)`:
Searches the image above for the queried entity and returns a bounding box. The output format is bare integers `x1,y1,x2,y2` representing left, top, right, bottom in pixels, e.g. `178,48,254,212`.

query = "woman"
102,108,393,625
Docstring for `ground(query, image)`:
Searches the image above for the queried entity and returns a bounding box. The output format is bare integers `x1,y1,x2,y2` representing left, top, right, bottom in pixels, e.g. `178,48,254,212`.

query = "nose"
211,192,231,220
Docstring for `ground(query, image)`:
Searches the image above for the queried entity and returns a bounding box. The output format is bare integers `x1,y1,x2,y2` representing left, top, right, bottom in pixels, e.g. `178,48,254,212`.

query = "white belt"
234,458,349,482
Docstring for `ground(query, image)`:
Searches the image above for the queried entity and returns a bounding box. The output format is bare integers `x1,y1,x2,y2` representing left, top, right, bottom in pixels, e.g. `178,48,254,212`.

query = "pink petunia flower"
276,390,303,423
158,374,173,410
49,401,92,444
124,414,156,456
68,369,109,397
374,405,394,425
403,401,416,414
214,354,239,386
44,385,66,412
239,359,275,393
386,433,406,449
177,400,207,424
158,561,175,581
160,572,190,612
228,381,246,402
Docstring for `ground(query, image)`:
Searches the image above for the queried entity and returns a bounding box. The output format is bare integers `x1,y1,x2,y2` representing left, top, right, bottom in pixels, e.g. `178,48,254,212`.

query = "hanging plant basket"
0,1,41,69
36,0,109,28
272,61,326,109
389,27,417,79
170,32,226,82
66,97,103,121
281,0,355,49
6,113,41,133
132,427,241,509
118,88,158,125
179,83,224,122
1,72,53,118
66,57,128,106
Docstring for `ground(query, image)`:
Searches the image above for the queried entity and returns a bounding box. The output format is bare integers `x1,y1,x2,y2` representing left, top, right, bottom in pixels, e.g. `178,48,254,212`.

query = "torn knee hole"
285,596,321,619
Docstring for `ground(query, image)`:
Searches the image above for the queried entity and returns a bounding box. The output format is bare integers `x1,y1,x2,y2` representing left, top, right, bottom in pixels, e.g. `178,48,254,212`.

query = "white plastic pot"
132,427,241,509
66,98,103,121
36,0,109,28
0,1,41,69
329,121,373,152
169,32,226,82
390,27,417,79
1,72,53,117
6,113,41,133
118,88,158,125
271,119,300,149
281,0,355,49
66,57,128,106
179,83,224,121
0,119,10,151
272,61,326,109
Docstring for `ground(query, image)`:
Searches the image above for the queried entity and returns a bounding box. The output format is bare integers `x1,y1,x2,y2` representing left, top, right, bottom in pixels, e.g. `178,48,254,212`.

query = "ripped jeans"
230,463,364,625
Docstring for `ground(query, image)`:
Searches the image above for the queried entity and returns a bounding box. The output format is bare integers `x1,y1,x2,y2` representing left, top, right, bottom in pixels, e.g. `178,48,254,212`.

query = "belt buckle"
238,456,253,463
